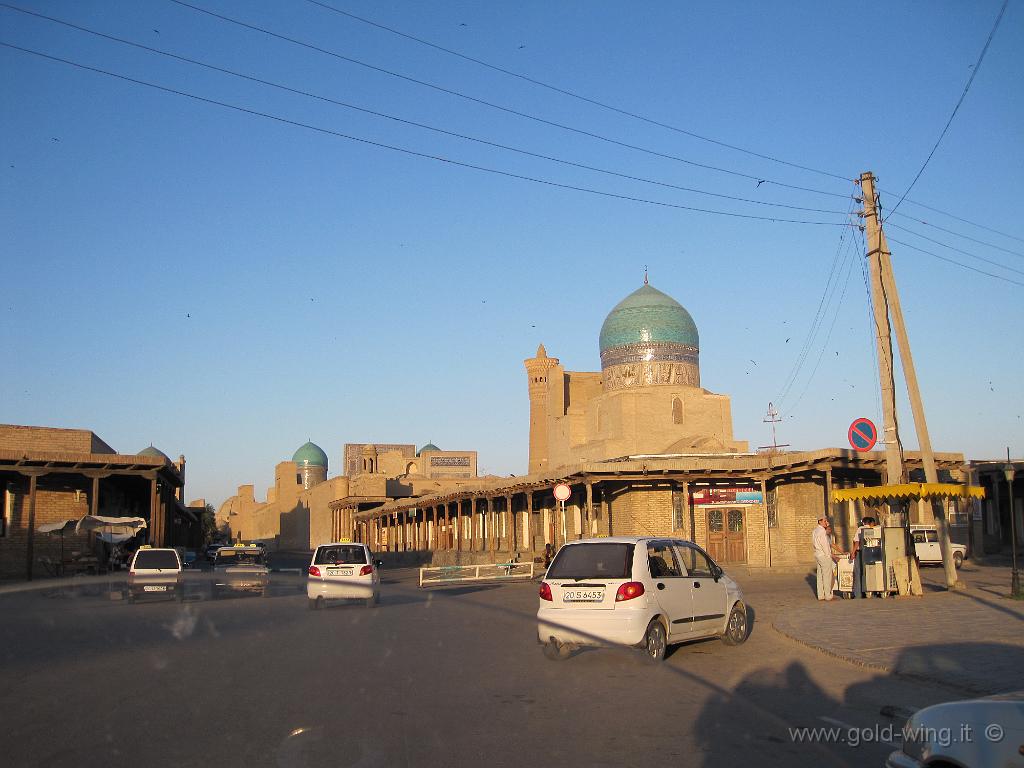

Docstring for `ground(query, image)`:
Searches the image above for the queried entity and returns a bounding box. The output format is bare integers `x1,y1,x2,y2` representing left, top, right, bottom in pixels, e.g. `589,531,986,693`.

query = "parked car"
126,546,183,603
886,691,1024,768
205,543,224,562
212,544,269,597
909,525,967,568
307,542,381,609
537,536,747,661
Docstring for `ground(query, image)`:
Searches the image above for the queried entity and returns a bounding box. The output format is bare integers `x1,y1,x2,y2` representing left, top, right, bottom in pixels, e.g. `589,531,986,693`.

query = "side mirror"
374,559,383,568
712,565,723,582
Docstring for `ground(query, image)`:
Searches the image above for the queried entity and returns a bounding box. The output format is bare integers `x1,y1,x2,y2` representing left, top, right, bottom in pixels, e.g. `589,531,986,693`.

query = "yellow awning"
832,483,985,503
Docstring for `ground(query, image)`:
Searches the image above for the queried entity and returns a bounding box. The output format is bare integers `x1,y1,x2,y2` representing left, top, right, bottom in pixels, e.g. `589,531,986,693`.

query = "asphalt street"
0,558,974,767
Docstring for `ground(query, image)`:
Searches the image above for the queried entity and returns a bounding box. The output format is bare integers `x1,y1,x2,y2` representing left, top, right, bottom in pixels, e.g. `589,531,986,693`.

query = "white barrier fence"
419,562,535,588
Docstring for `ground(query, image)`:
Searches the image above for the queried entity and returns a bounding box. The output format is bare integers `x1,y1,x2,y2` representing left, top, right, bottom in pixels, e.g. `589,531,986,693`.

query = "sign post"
553,484,571,543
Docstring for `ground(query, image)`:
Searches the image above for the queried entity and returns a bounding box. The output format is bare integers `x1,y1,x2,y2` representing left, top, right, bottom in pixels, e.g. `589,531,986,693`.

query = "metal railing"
419,561,535,588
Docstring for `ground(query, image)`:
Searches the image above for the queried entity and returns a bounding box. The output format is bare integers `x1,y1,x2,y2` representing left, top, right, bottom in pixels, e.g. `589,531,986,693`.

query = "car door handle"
693,581,701,588
657,582,665,590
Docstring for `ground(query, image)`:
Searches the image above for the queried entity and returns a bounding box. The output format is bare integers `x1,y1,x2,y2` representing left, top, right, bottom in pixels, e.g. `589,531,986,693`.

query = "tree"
201,504,218,545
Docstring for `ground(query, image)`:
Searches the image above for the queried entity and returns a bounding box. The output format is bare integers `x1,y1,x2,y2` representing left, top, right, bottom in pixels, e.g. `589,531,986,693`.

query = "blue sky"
2,0,1021,506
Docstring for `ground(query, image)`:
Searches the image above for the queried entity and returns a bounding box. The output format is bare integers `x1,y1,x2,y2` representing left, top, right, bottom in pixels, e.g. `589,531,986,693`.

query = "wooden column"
525,491,533,550
90,475,100,517
585,481,594,538
468,499,475,552
505,494,515,552
760,478,771,568
489,498,496,555
25,474,38,581
454,503,461,551
149,476,160,547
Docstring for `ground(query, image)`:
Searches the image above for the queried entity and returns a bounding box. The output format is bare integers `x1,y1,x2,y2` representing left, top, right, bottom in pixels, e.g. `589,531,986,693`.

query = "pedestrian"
812,516,837,601
543,543,554,569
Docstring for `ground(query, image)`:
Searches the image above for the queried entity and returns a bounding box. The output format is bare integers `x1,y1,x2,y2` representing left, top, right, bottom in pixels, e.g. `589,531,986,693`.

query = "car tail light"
359,565,373,576
615,582,645,602
308,566,321,577
539,582,552,601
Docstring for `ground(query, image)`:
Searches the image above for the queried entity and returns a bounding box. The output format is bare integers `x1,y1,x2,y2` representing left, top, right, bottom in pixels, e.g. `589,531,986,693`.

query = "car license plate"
562,589,604,602
143,585,167,592
327,568,353,576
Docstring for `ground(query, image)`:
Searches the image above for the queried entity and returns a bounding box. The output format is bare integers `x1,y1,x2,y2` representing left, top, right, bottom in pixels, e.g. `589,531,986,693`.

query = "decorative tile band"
601,360,700,391
600,341,699,369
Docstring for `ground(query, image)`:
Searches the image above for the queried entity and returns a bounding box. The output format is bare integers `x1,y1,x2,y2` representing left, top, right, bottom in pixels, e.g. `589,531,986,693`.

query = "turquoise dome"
138,445,170,462
417,442,440,456
292,441,328,469
599,284,699,353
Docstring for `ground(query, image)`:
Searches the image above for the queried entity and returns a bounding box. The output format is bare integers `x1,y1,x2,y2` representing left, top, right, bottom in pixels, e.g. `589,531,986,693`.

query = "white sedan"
537,536,747,661
307,542,381,609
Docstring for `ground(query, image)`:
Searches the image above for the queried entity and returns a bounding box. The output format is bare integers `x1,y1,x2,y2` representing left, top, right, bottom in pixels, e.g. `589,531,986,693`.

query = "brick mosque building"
343,280,972,570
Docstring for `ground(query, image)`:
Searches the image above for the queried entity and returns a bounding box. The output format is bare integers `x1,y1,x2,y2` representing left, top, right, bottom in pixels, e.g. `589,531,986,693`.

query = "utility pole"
860,171,959,589
758,402,790,453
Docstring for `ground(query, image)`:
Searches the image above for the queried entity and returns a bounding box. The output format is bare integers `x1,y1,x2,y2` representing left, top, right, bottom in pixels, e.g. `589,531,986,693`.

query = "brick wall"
0,424,115,454
772,479,826,565
0,476,92,579
607,485,673,538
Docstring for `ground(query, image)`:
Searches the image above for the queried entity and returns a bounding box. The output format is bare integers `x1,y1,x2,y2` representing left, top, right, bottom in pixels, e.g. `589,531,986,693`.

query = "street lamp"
1004,459,1020,599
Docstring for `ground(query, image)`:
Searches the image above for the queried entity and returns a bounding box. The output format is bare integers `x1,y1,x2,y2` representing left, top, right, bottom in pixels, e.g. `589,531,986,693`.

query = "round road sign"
848,418,878,452
553,483,571,502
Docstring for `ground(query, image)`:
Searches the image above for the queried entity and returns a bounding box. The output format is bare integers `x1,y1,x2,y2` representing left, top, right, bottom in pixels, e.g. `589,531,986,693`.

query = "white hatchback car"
307,542,381,609
126,546,183,603
537,537,747,661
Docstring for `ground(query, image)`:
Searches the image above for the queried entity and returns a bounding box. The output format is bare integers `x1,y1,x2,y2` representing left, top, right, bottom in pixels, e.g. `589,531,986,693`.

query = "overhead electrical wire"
301,0,854,184
166,0,852,200
886,221,1024,276
887,236,1024,287
0,4,850,216
0,41,853,226
775,198,858,407
889,211,1024,259
883,0,1010,221
855,226,883,424
886,196,1024,245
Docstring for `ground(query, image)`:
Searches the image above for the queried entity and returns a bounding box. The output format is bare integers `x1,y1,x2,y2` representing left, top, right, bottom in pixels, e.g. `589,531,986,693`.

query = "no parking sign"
848,418,878,452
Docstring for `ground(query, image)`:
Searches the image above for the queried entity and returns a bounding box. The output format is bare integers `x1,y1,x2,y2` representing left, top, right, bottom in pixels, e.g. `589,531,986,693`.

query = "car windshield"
315,546,368,565
214,550,266,567
546,544,633,580
132,550,179,570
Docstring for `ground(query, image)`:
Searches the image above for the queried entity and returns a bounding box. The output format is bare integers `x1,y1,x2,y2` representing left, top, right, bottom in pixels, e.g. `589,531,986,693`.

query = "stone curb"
769,620,993,698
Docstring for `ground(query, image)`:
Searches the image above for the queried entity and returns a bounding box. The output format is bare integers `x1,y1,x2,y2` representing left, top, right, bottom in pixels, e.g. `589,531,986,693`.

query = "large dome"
292,441,328,469
599,283,701,389
599,284,699,354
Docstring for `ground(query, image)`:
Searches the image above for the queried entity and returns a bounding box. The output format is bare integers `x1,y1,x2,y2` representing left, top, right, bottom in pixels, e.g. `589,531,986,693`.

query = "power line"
884,0,1010,220
302,0,854,184
856,226,882,424
890,211,1024,259
887,222,1024,276
0,3,850,216
885,196,1024,245
887,236,1024,287
776,199,857,406
0,41,852,226
168,0,852,200
788,238,858,412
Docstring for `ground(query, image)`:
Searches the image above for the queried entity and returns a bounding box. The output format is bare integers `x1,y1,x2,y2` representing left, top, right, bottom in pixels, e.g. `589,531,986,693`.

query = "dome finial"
643,265,648,285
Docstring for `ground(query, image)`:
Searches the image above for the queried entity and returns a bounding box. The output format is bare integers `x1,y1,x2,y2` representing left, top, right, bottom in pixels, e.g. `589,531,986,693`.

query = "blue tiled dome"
292,441,328,469
599,284,699,353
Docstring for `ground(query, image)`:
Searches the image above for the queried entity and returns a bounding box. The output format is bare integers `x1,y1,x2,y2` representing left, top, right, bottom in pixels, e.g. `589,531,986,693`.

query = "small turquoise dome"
292,441,328,469
417,442,440,456
599,283,699,353
138,445,170,462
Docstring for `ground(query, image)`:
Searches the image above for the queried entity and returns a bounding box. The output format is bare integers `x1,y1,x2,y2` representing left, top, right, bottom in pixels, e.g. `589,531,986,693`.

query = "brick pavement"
770,562,1024,696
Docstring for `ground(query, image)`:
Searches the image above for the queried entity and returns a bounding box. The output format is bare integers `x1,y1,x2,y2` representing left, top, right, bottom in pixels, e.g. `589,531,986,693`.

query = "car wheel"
542,641,571,661
365,593,378,608
643,620,667,663
721,602,749,646
953,551,963,569
308,597,322,610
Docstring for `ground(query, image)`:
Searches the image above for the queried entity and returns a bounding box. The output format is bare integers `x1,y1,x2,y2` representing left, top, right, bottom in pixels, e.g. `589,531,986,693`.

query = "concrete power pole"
860,172,959,589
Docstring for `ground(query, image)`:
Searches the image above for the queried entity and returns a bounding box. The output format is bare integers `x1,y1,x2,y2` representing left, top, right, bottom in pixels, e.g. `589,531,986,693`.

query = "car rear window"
133,550,179,570
215,550,266,566
546,543,633,580
315,545,368,565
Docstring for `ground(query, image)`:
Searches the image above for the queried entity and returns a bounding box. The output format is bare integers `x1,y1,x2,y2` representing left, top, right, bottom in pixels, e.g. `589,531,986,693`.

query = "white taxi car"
126,546,183,602
537,537,747,661
307,542,381,609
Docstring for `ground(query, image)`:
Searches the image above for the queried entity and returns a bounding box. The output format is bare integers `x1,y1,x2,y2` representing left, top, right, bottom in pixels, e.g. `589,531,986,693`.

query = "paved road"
0,561,978,767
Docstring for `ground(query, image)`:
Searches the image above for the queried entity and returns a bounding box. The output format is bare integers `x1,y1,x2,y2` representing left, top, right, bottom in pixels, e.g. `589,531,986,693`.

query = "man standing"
812,516,836,601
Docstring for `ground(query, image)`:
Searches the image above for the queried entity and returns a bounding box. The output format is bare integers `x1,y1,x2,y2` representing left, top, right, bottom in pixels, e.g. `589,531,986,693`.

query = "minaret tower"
524,343,560,474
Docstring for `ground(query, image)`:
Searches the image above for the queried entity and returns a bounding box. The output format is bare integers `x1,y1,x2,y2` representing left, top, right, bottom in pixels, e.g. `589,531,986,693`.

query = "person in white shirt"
812,516,838,601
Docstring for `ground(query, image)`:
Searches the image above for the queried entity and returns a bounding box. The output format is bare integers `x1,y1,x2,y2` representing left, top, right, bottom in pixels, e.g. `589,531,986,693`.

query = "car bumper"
307,579,377,600
537,606,650,647
885,749,921,768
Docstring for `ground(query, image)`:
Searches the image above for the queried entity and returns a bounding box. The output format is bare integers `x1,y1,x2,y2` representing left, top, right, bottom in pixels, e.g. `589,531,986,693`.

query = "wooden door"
706,508,747,564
